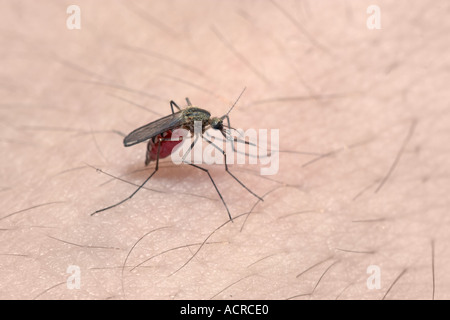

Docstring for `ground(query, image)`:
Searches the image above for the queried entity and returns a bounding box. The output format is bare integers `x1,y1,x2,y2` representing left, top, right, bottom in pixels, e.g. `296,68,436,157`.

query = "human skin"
0,0,449,300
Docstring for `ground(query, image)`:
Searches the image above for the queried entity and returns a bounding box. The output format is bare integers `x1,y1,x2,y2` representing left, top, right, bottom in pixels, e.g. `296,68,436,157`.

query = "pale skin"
0,0,449,300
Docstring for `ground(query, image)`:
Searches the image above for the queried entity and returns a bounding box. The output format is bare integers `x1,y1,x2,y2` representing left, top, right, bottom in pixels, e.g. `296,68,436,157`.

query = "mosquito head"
210,117,223,131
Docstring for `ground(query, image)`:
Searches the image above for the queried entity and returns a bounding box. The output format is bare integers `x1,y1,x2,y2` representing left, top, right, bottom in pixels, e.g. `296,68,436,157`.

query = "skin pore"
0,0,449,299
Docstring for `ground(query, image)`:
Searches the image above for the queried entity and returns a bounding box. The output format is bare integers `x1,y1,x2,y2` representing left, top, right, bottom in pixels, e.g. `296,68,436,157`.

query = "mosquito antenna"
224,87,246,117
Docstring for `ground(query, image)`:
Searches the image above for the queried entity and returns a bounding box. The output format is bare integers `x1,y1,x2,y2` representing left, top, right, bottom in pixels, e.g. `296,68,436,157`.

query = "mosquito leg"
186,97,192,106
91,139,163,216
170,100,181,114
222,130,256,147
213,129,261,159
219,127,271,159
221,115,237,151
220,115,254,154
222,114,231,130
221,113,250,141
181,134,199,163
187,162,233,221
221,115,237,152
202,136,263,201
180,134,233,220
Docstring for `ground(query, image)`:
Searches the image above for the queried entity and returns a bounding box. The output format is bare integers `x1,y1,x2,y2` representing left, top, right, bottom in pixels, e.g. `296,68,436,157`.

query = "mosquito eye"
211,118,223,129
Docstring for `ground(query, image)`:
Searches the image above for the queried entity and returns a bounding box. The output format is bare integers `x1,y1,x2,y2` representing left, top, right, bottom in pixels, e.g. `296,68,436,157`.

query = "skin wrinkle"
0,0,448,300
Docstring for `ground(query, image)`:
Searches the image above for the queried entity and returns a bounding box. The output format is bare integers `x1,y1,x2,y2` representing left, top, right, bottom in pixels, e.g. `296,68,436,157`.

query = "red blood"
145,130,183,165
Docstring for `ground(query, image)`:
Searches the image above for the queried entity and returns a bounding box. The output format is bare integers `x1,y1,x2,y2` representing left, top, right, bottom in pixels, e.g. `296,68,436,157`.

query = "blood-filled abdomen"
145,130,183,165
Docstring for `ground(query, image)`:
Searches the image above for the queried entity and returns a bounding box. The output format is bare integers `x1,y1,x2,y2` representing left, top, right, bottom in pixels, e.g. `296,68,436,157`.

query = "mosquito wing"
123,111,185,147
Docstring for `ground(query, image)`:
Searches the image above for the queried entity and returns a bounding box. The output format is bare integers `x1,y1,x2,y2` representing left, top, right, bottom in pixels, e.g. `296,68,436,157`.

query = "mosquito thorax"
182,107,212,133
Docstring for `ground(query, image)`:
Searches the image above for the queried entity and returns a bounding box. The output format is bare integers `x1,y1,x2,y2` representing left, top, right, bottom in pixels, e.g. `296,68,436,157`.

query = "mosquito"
91,89,263,220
